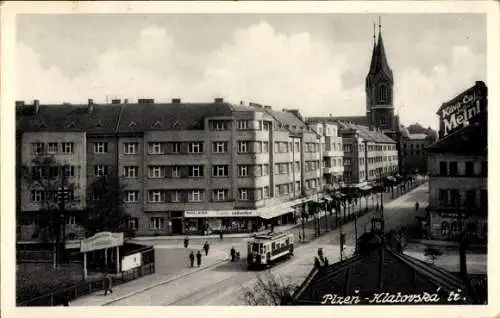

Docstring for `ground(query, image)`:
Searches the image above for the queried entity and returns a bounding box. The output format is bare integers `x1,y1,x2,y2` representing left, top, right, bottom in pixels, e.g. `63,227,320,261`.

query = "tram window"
286,239,290,245
252,243,259,252
260,243,263,253
272,242,275,250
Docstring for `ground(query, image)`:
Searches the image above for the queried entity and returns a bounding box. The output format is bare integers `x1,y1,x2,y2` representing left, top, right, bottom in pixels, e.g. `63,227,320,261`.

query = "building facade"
307,121,344,188
427,82,488,241
16,98,324,239
400,124,438,174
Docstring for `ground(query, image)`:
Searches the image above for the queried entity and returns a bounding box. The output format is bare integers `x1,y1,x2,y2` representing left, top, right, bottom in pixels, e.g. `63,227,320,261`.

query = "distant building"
16,98,324,240
426,82,488,241
400,123,438,174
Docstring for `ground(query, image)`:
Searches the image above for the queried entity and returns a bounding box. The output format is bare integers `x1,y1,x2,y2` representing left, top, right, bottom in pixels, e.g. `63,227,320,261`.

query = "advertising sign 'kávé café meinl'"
437,81,487,138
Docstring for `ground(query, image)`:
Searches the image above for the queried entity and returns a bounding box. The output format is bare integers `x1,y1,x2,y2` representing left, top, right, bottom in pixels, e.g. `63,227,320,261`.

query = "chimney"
124,99,129,104
329,113,332,117
138,98,155,104
172,98,181,104
88,99,94,114
111,99,121,104
34,99,40,114
214,98,224,103
15,101,25,107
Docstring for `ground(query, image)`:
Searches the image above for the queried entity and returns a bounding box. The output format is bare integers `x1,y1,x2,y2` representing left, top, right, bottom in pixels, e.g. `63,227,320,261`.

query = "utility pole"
380,171,384,216
457,193,470,292
57,165,68,266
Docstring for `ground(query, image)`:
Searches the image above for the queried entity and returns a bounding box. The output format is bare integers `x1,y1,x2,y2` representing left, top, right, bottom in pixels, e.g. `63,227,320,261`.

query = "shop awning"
259,206,295,220
359,185,373,191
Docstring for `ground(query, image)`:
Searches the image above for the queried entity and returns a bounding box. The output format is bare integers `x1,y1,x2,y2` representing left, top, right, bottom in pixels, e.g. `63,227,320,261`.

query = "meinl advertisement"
437,81,487,138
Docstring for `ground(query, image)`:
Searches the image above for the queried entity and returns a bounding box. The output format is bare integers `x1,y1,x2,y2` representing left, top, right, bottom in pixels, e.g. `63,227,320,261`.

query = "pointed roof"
366,29,394,87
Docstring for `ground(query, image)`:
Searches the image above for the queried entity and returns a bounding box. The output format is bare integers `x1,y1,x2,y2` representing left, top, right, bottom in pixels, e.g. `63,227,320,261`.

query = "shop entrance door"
171,218,183,235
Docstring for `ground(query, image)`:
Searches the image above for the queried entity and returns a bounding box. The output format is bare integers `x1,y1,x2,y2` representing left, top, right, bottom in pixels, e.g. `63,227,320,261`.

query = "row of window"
440,221,485,237
438,161,487,177
31,190,75,202
438,189,487,208
323,157,343,168
403,150,425,157
208,120,272,131
31,166,76,178
32,142,74,155
144,188,268,203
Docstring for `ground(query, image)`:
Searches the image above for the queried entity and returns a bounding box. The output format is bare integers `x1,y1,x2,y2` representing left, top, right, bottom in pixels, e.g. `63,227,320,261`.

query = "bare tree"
21,152,75,265
85,174,129,236
241,271,298,305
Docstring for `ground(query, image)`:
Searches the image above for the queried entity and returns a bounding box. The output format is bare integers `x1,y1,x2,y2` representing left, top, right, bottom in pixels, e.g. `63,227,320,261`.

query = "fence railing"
17,246,155,307
17,250,53,263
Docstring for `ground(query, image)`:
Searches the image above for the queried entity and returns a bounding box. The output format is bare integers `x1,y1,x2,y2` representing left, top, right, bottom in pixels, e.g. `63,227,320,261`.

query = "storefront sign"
80,232,124,253
184,210,259,218
121,252,142,271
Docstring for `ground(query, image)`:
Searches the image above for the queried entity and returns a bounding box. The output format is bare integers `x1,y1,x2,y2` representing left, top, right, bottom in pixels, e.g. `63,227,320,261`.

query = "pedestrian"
103,273,113,296
219,231,223,240
203,241,210,256
415,201,420,211
230,247,236,262
189,251,195,267
196,250,202,267
184,236,190,248
62,295,71,306
298,232,302,242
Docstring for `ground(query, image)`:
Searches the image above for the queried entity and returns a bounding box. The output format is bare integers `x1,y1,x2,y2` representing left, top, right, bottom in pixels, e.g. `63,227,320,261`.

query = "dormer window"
152,121,162,128
129,121,137,128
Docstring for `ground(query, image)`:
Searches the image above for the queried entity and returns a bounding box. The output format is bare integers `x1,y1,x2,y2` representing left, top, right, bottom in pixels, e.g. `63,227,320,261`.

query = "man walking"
103,273,113,296
203,241,210,256
189,251,195,268
196,250,202,267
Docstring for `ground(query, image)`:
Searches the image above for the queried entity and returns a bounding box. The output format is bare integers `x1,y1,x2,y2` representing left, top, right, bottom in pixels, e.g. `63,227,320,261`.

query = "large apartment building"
16,98,324,239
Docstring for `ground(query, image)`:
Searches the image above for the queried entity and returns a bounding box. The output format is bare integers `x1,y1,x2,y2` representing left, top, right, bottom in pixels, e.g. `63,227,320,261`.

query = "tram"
246,231,294,270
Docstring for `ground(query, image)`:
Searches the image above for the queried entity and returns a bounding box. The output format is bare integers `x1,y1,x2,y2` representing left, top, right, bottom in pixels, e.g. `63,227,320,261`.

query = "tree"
21,153,75,241
424,246,443,264
241,271,299,305
85,174,129,236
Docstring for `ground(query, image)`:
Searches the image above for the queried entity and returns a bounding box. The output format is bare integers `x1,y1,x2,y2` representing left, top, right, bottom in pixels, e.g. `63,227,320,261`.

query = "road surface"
110,184,429,306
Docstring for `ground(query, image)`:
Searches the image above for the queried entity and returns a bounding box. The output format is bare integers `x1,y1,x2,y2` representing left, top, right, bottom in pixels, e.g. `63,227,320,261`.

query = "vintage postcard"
1,1,499,318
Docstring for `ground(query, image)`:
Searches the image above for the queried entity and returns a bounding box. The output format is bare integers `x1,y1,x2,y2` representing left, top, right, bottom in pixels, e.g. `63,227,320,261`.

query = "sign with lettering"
121,252,142,271
438,82,487,138
80,232,124,253
184,210,259,218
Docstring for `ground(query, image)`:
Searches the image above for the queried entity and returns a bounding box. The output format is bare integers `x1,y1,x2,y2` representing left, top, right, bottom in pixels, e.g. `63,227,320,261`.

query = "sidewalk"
71,248,228,306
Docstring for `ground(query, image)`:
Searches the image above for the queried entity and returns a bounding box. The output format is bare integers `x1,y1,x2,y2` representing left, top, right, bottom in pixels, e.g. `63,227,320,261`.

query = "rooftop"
293,241,467,305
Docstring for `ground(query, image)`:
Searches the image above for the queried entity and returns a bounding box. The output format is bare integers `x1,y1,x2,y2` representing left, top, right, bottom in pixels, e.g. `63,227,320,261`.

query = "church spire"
366,17,393,86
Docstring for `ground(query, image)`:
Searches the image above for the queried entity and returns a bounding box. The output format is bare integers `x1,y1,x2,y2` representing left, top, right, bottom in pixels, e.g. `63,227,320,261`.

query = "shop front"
184,210,261,235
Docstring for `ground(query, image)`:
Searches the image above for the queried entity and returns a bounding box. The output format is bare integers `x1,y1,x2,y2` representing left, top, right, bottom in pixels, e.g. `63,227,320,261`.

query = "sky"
16,14,486,129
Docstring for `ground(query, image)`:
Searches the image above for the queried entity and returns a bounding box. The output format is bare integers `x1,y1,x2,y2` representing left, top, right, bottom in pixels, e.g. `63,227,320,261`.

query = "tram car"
246,231,294,270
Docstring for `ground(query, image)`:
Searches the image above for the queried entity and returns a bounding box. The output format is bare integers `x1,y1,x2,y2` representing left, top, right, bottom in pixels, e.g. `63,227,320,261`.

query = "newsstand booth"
79,232,124,279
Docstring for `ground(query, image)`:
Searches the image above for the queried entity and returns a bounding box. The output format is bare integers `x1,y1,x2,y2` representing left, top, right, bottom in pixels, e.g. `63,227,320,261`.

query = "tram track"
108,184,427,306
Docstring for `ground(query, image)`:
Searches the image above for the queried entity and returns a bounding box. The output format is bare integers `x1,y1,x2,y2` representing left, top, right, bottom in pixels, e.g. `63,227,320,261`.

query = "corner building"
426,82,488,241
16,98,324,238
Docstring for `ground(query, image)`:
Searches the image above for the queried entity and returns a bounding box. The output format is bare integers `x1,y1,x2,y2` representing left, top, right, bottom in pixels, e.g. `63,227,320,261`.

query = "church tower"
365,20,397,133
